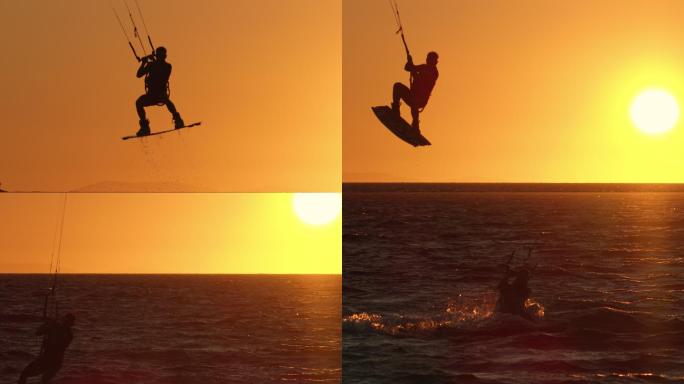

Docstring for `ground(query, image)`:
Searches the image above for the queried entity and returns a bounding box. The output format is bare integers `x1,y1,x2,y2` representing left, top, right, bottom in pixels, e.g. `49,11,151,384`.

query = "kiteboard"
122,122,202,141
372,106,431,147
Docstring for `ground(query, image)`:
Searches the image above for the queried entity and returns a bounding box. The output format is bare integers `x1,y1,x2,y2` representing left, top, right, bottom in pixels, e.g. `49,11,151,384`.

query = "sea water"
343,184,684,383
1,274,340,384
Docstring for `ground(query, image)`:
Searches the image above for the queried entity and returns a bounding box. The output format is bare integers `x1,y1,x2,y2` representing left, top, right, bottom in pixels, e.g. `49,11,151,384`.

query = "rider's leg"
163,99,184,128
392,83,411,114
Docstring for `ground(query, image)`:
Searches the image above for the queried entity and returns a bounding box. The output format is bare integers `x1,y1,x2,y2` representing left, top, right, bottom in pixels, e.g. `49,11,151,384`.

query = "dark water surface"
1,275,340,384
343,185,684,383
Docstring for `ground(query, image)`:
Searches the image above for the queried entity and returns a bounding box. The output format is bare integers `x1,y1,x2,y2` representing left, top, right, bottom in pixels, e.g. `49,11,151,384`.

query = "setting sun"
293,193,342,226
630,89,680,135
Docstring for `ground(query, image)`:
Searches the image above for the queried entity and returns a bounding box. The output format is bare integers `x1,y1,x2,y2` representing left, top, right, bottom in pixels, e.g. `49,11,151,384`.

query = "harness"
145,75,171,102
143,60,171,104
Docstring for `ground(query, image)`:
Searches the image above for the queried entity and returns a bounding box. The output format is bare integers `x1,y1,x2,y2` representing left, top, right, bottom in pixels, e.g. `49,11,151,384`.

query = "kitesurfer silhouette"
495,266,533,321
135,46,184,137
391,51,439,132
18,313,75,384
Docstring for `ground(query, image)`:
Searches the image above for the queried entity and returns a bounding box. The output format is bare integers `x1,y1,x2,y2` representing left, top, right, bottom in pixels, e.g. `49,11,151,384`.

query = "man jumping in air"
391,51,439,132
135,46,184,137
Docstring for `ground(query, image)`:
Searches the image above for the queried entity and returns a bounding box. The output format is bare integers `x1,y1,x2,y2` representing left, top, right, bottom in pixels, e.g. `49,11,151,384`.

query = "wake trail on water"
343,293,546,337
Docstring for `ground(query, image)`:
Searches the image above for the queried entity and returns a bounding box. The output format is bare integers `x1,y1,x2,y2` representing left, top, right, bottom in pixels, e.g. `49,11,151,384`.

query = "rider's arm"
136,57,152,78
404,55,415,72
163,63,172,82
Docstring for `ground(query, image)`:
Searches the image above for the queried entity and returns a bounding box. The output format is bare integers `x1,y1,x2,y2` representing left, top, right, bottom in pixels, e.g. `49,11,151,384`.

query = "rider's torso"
145,61,172,96
410,65,439,106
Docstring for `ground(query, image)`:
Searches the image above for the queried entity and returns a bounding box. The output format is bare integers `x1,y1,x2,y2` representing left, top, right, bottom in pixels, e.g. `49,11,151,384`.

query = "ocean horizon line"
342,182,684,193
0,273,342,276
344,182,684,193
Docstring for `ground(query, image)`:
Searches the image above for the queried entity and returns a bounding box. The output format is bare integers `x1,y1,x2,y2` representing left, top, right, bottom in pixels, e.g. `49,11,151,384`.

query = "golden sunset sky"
0,0,340,192
0,193,341,274
344,0,684,182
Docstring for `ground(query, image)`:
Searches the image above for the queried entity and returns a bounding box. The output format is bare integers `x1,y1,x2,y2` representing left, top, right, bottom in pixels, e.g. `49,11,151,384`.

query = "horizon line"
0,272,342,276
343,181,684,184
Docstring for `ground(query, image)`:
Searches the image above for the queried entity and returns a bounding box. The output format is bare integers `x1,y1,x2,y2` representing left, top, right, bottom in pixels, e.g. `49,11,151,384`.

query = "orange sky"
0,193,341,274
344,0,684,183
0,0,340,192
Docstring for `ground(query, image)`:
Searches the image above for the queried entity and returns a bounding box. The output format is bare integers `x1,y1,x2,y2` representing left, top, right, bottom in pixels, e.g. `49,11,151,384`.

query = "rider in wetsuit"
135,46,184,136
391,51,439,132
496,267,533,320
18,313,75,384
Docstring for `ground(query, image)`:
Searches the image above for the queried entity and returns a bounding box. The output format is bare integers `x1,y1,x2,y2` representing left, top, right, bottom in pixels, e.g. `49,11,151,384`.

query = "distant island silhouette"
72,181,207,193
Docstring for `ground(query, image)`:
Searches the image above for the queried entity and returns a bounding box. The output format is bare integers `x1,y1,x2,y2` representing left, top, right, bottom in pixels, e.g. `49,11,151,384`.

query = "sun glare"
630,89,679,135
293,193,342,226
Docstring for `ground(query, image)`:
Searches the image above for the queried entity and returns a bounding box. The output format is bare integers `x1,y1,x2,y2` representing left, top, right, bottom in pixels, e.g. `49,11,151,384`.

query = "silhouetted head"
155,46,167,61
61,313,75,328
427,51,439,66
